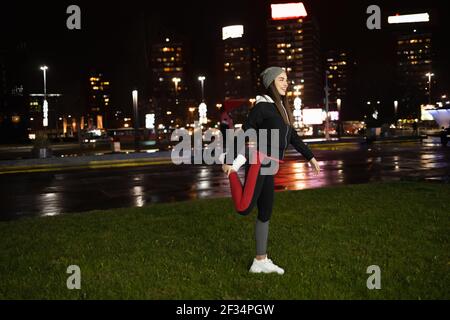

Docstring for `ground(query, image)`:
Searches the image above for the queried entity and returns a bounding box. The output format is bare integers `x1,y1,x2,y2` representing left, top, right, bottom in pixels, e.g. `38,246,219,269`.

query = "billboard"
271,2,307,20
222,25,244,40
388,13,429,24
302,108,323,125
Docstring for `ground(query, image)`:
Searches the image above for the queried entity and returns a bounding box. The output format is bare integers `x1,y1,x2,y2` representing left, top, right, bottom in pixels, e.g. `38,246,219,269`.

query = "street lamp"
425,72,434,105
40,66,48,97
324,71,330,140
188,107,196,126
172,77,181,104
198,76,206,102
337,98,342,137
132,90,140,152
40,66,48,127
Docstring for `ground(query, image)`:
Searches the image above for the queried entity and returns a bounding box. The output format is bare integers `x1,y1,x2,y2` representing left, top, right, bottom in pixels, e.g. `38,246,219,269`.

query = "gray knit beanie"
260,66,285,89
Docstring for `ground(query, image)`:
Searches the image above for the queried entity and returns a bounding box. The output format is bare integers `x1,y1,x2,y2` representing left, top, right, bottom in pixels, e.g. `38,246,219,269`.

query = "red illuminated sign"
271,2,308,20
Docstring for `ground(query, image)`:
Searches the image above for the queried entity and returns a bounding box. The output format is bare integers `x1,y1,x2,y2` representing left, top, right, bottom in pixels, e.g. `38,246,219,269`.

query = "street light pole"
40,66,48,128
172,77,181,104
337,98,342,138
324,71,330,141
40,66,48,98
426,72,434,105
198,76,205,102
132,90,140,152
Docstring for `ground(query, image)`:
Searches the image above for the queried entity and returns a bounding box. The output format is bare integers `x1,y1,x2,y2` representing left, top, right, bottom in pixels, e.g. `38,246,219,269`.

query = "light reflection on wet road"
1,142,449,220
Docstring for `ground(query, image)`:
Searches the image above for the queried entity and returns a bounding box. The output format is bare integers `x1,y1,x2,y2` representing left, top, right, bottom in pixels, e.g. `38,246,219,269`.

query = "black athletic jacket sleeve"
230,103,315,162
289,125,315,161
230,104,264,158
242,103,264,131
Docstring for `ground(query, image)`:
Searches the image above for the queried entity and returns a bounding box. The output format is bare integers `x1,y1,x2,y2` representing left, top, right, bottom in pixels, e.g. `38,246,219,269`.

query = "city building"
86,72,111,129
221,25,261,101
388,12,434,118
325,50,351,106
266,2,323,108
150,37,189,130
0,42,29,143
218,25,262,125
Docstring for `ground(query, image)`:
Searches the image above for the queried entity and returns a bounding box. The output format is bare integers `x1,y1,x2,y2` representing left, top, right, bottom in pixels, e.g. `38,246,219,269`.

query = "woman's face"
274,72,288,96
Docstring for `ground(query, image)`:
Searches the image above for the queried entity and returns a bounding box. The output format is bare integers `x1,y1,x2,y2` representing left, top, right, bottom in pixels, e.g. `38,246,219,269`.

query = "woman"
220,66,320,275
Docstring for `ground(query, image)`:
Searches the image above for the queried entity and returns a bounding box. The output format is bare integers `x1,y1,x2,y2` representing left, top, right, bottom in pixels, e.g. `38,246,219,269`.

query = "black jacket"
236,95,315,161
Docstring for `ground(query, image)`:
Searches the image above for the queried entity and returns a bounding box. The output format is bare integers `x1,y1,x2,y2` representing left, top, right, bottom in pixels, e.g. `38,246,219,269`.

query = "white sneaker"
249,258,285,275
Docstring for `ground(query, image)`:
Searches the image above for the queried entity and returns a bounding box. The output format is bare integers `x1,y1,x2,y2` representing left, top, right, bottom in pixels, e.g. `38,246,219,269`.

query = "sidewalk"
0,151,175,175
0,136,423,175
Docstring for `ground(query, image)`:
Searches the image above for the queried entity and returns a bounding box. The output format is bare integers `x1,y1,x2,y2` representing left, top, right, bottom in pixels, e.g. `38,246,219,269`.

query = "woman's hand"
309,157,320,175
222,164,236,176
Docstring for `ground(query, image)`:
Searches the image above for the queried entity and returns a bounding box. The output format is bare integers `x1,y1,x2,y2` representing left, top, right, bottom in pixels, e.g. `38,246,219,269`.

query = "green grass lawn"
0,181,449,300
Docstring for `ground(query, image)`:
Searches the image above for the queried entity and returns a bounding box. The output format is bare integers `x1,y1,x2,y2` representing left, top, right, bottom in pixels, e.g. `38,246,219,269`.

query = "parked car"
81,129,112,146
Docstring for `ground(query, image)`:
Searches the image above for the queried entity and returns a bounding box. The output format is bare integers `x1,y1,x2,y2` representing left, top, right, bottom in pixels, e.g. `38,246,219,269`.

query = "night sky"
2,0,449,119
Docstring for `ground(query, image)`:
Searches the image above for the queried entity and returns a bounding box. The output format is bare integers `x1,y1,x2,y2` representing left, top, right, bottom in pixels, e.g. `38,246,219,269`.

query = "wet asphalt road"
1,141,449,221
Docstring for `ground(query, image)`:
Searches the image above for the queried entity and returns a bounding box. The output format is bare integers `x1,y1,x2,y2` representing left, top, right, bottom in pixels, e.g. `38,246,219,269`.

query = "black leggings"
228,151,280,222
239,162,274,222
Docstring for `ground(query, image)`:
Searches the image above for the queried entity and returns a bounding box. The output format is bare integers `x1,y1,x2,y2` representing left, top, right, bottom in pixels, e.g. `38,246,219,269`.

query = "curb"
0,157,173,175
0,138,422,175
